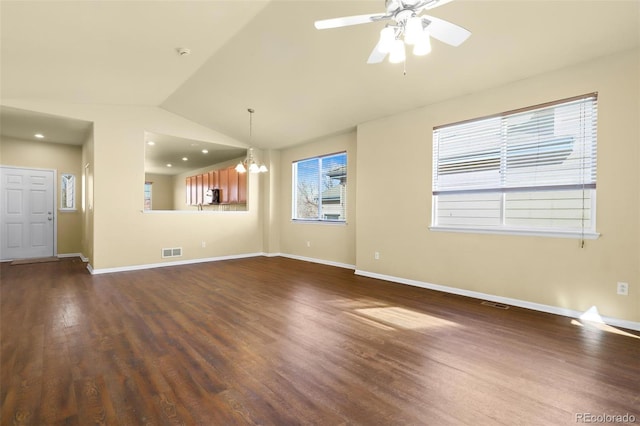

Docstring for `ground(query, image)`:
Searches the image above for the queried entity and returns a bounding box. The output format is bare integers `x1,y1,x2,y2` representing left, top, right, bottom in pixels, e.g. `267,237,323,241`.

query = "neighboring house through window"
292,152,347,222
431,93,598,239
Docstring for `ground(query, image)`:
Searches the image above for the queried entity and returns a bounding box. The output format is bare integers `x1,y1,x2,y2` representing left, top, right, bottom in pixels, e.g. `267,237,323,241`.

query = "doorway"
0,166,56,260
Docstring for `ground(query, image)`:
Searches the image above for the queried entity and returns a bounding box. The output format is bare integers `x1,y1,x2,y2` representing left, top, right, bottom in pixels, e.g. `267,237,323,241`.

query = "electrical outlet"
306,241,311,247
201,241,206,248
617,282,628,296
374,251,380,260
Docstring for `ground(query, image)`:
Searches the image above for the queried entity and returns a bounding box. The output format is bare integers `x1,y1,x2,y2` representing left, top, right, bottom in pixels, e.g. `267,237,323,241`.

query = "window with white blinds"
432,93,598,238
292,152,347,222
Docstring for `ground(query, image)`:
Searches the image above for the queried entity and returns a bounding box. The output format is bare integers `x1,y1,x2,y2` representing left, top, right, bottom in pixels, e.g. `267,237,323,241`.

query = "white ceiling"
1,0,639,150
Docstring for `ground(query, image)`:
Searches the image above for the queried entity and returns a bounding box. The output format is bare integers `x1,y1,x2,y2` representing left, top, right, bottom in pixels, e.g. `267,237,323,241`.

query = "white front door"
0,167,55,260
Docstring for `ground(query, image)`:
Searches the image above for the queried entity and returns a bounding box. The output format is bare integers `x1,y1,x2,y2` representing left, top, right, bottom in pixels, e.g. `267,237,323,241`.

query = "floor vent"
162,247,183,258
481,301,510,310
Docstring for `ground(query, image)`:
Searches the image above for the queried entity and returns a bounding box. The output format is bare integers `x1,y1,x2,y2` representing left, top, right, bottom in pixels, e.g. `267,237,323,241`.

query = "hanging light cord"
248,108,254,144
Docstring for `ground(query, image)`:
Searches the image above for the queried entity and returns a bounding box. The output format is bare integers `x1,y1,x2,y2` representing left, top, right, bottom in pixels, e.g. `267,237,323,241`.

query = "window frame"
60,173,76,211
292,151,348,223
430,93,599,240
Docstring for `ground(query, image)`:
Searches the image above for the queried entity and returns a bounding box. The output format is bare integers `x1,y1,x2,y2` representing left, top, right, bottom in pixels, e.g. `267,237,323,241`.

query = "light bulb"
249,162,260,173
389,39,406,64
259,164,268,173
235,162,246,173
378,26,396,53
413,30,432,56
404,16,423,45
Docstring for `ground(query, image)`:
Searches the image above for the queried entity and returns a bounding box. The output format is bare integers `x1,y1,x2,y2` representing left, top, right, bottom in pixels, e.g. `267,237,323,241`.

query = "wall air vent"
481,301,510,310
162,247,183,258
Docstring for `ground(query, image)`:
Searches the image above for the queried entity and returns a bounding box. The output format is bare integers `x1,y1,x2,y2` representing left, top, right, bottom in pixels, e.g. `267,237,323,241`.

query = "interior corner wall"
0,136,83,255
1,101,260,271
356,48,640,323
262,149,281,255
278,131,357,266
82,130,94,265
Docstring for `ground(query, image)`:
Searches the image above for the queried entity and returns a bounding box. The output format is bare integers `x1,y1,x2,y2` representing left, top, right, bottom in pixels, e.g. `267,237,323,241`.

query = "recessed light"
166,163,173,167
147,141,155,146
182,157,188,161
201,149,209,154
34,133,44,139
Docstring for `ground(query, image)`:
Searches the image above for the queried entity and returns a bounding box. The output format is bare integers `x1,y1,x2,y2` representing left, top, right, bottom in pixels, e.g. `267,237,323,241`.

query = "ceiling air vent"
162,247,183,258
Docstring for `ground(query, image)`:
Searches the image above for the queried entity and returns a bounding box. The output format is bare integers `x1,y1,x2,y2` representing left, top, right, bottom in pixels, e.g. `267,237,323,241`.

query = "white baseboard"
355,269,640,332
279,253,355,270
262,252,281,258
58,252,89,262
88,252,264,275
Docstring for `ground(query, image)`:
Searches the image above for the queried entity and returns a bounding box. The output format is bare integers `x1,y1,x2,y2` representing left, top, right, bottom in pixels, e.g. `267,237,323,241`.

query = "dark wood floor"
1,257,638,425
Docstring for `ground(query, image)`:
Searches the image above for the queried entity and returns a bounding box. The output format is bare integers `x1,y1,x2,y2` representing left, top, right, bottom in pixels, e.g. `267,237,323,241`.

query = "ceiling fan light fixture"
413,30,432,56
389,38,406,63
404,16,423,45
378,26,396,53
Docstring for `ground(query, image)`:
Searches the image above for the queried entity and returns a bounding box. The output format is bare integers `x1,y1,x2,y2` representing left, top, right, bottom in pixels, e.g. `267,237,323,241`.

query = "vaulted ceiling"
1,1,639,150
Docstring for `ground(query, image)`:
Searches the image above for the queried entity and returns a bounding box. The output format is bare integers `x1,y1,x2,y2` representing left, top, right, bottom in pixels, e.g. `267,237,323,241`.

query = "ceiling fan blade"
422,0,456,11
367,42,388,64
422,15,471,47
314,13,388,30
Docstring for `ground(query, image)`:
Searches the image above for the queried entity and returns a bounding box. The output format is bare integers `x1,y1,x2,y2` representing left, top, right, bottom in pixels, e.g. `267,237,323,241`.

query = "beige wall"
356,49,639,323
145,173,173,210
278,131,357,266
0,136,83,255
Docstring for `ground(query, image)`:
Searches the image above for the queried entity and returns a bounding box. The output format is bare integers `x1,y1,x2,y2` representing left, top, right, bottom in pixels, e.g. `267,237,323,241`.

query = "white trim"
57,253,88,262
290,220,348,226
354,269,640,332
429,226,600,240
88,252,264,275
263,252,281,258
279,253,355,270
141,209,250,215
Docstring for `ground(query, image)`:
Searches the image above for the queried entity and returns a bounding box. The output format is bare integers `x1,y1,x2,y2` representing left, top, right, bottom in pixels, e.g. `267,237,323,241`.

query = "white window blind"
292,152,347,222
432,94,598,237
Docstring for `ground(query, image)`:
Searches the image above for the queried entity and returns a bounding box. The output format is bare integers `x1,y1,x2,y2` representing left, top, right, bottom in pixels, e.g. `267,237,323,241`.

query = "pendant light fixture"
235,108,268,174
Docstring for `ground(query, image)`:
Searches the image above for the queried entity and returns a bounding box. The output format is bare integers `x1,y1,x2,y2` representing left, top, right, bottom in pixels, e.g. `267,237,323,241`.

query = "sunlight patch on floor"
355,307,459,330
343,312,396,331
572,306,639,339
571,319,640,339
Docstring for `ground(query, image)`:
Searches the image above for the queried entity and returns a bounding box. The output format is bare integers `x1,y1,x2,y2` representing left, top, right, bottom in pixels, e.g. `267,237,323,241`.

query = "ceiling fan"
314,0,471,64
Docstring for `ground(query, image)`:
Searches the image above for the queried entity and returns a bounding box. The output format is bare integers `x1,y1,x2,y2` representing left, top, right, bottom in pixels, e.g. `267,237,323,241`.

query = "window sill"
59,208,78,213
429,225,600,240
291,219,347,226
